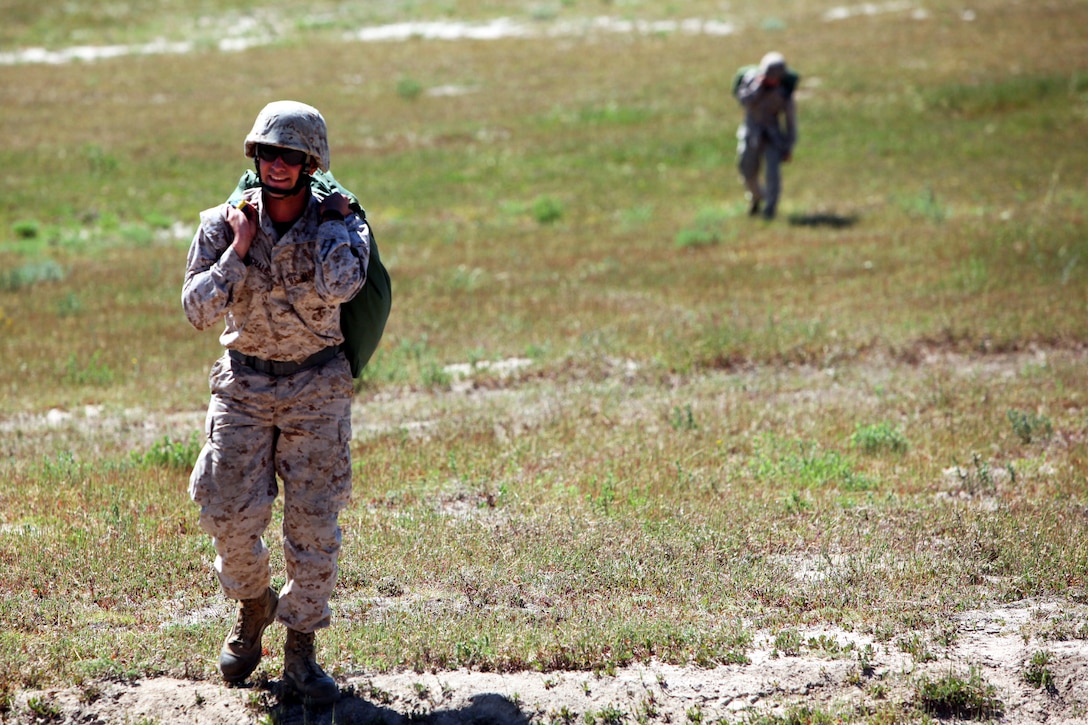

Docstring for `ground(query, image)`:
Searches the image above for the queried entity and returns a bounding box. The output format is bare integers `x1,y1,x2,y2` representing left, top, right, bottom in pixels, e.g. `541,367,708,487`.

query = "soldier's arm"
312,213,369,304
736,72,765,107
181,206,249,330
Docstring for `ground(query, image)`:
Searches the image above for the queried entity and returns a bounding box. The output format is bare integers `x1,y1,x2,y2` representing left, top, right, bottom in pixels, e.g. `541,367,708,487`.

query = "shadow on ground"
787,212,859,228
263,686,527,725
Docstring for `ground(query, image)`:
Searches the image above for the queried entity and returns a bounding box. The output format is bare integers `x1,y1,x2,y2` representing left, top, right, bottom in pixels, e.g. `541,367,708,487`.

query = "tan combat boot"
283,629,339,706
218,587,279,683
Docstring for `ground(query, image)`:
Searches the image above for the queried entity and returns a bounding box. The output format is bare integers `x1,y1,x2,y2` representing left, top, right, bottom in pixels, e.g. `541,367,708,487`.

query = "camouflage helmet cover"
759,51,788,77
244,100,330,171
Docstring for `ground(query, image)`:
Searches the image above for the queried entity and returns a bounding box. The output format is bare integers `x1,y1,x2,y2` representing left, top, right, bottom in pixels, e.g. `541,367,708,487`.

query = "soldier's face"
256,145,306,193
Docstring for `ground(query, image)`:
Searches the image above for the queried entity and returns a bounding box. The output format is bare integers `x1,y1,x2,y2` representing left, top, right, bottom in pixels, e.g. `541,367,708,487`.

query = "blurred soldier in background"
734,52,800,220
182,100,370,707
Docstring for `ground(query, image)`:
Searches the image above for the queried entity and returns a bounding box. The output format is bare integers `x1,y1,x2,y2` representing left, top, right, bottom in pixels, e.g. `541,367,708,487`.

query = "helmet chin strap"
254,158,312,199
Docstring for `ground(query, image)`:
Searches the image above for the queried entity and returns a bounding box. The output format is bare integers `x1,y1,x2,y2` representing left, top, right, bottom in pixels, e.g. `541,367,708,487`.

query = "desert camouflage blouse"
182,188,369,363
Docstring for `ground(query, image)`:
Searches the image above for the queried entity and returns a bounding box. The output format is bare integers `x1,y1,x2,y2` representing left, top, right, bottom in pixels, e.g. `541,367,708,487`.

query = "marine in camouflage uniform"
735,51,799,220
182,100,369,705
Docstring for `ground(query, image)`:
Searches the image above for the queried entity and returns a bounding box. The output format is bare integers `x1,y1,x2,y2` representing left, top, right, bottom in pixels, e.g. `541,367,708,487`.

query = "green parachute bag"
228,169,392,378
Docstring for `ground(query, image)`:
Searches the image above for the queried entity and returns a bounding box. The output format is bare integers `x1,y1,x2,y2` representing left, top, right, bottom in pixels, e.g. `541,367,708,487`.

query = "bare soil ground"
8,599,1088,724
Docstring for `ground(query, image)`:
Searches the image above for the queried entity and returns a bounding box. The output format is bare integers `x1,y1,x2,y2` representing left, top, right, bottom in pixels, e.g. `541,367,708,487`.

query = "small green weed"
1024,649,1056,691
83,143,118,174
636,692,659,722
868,681,889,699
142,211,173,229
454,633,495,664
133,433,202,469
576,103,651,127
752,434,873,492
529,3,560,21
773,628,803,657
915,666,1003,720
36,450,81,482
12,219,40,239
850,421,908,455
1007,409,1053,444
675,207,732,248
615,203,654,233
56,292,83,317
857,643,876,677
897,632,937,663
587,472,617,516
531,195,564,224
0,259,66,291
954,256,989,294
586,704,627,725
372,334,453,388
448,265,484,292
119,223,154,246
26,695,61,721
807,634,853,658
900,186,947,223
668,404,697,431
692,625,752,667
743,706,837,724
396,77,423,100
782,490,811,514
63,350,115,386
549,705,577,725
421,363,452,388
952,453,995,495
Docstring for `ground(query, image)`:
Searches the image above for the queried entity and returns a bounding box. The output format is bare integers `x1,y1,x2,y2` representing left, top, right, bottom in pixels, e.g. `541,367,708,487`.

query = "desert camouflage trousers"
189,350,354,633
737,123,787,217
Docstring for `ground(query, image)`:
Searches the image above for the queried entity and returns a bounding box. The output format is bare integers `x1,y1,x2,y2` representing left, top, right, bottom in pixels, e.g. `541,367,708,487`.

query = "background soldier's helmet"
759,52,788,78
244,100,330,171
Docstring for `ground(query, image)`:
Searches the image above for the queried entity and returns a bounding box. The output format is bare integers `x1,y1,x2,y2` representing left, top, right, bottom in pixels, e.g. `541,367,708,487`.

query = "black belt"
228,346,340,376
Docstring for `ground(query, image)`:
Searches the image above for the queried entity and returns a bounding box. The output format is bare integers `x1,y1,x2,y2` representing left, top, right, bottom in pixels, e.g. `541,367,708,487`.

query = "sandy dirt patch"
9,600,1088,724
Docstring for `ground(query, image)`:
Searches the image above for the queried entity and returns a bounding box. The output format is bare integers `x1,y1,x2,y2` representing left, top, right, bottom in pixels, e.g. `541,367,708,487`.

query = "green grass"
2,0,1088,720
916,667,1004,720
1023,649,1056,691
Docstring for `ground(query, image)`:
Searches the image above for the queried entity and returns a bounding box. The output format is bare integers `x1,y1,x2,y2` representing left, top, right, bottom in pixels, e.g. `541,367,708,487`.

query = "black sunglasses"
256,145,309,166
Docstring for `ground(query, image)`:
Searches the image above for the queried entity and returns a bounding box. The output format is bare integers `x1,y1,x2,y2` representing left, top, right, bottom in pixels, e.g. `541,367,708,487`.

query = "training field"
2,0,1088,722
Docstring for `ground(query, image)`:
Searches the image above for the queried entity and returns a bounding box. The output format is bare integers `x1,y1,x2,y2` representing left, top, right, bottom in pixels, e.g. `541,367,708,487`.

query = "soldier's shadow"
786,212,859,229
263,686,528,725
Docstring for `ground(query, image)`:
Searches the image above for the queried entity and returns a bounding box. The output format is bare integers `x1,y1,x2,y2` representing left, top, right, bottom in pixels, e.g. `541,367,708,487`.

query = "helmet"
759,51,788,77
244,100,330,171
